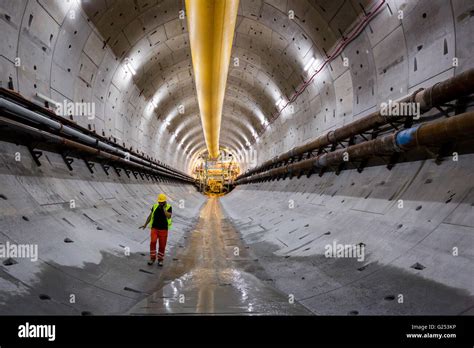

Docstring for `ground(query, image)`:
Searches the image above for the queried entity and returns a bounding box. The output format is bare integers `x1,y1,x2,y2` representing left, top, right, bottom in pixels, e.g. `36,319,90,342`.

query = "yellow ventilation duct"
185,0,239,159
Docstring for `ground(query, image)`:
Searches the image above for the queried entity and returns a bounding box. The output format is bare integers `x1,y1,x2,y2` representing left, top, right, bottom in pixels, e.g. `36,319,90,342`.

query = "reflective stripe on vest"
149,203,172,229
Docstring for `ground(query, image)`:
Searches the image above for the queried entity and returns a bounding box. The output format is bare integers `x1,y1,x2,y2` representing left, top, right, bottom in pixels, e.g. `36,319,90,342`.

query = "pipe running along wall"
0,96,194,183
185,0,240,159
235,111,474,184
237,68,474,180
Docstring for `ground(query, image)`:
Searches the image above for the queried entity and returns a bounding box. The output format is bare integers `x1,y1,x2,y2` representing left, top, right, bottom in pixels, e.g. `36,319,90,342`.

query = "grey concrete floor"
0,142,473,315
0,0,473,319
128,196,311,315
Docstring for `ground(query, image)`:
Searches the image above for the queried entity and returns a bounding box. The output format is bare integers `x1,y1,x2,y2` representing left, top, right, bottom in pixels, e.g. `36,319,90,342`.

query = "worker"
139,193,172,267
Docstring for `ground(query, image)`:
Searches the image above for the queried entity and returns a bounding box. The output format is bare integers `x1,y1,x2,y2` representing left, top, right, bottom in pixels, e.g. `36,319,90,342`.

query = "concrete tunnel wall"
1,0,473,171
0,0,190,171
0,140,206,314
221,156,474,315
219,0,474,314
0,0,473,315
251,0,474,167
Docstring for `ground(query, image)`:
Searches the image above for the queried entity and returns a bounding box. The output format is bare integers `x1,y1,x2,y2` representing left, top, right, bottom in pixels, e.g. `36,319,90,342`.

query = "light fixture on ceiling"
304,56,318,72
275,97,283,106
149,99,157,109
125,59,136,75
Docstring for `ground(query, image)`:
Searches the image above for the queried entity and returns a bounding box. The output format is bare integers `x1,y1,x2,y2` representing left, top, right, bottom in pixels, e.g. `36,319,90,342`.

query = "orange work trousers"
150,228,168,261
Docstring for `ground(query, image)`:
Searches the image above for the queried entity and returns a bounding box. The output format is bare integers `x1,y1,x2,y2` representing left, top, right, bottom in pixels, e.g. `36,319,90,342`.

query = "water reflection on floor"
128,197,311,315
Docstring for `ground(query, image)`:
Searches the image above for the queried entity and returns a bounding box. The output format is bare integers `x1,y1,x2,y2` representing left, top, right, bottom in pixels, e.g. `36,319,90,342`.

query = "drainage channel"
127,197,311,315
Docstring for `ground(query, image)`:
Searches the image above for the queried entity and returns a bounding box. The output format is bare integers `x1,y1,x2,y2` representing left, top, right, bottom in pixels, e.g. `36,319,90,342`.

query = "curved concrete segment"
0,141,310,315
221,157,474,315
0,141,206,315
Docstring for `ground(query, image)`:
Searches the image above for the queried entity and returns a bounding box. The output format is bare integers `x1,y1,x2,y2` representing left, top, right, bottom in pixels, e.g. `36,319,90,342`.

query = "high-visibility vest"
148,203,172,229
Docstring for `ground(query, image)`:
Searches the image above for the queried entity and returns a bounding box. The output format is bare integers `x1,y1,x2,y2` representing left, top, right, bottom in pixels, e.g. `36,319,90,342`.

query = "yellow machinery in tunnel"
185,0,240,159
193,148,240,194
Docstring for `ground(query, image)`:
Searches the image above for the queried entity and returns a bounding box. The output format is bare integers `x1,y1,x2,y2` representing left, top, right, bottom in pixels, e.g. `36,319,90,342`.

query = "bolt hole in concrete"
411,263,426,271
0,194,7,200
2,258,17,266
123,287,142,294
81,311,93,316
22,216,29,221
349,310,359,315
64,238,74,243
39,294,51,300
384,295,396,301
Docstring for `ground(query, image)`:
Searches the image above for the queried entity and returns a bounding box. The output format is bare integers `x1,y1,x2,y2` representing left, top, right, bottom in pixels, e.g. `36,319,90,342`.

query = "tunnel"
0,0,473,331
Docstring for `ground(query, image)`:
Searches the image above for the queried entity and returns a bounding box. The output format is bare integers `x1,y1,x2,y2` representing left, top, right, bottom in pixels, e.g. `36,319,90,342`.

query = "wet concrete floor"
127,197,311,315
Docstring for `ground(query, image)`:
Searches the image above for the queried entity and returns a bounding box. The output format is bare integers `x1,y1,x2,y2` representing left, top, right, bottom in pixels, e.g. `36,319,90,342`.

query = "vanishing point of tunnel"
0,0,473,318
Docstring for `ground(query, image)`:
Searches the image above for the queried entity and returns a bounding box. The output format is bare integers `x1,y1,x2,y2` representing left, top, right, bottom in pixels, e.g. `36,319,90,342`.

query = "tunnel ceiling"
81,0,360,163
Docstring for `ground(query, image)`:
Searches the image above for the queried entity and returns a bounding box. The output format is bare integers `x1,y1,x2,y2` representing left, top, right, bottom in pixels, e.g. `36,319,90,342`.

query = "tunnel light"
149,99,157,110
275,97,283,106
125,60,136,75
304,57,319,72
304,57,316,71
69,0,81,11
35,93,60,109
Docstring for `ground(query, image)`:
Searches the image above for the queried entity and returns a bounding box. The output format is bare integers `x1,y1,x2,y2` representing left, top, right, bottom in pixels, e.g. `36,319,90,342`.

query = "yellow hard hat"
157,193,167,202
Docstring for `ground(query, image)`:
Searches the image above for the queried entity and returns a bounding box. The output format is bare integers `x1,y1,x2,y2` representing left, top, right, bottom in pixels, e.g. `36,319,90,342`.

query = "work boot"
157,260,163,267
147,260,155,266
